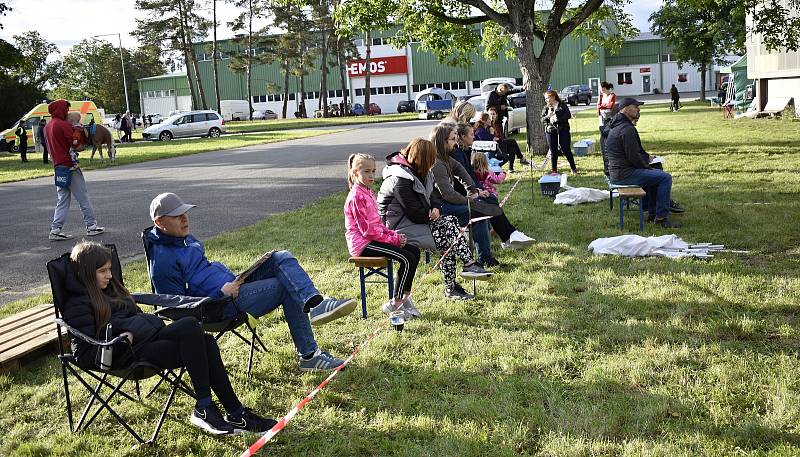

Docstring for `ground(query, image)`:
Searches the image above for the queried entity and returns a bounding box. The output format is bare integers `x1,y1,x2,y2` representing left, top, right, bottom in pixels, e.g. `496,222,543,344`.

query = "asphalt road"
0,119,439,306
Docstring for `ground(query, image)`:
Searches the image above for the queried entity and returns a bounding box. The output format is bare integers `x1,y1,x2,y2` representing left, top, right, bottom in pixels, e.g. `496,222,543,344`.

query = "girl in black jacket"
378,139,492,300
64,241,276,436
541,90,577,174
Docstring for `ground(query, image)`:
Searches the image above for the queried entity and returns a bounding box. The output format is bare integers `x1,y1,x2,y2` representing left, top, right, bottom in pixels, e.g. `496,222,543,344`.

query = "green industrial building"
139,31,712,118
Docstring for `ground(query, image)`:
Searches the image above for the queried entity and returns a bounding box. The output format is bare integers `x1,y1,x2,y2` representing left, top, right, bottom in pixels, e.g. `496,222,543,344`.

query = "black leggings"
136,317,241,413
360,241,420,299
546,129,576,172
498,139,524,170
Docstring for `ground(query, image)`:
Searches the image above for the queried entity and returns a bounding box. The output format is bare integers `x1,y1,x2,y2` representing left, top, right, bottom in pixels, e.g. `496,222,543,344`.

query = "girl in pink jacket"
471,153,507,198
344,153,420,317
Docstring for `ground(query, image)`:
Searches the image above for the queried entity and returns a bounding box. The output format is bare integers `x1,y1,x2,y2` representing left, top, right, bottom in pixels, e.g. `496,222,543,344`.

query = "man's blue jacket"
146,227,236,298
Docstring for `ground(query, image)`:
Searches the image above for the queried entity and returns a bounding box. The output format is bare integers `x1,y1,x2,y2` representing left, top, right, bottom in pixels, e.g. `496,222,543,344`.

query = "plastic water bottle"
99,323,113,370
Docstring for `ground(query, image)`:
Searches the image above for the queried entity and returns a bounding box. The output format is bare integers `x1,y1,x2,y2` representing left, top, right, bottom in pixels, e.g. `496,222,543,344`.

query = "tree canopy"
335,0,636,153
51,40,164,113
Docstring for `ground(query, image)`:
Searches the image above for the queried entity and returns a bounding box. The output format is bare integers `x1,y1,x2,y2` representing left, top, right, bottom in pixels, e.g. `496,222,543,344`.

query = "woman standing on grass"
597,82,616,176
62,241,276,436
378,138,492,302
541,89,577,175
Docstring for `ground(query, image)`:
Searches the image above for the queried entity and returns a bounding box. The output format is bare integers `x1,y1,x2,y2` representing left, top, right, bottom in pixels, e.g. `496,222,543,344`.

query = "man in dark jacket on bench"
605,98,682,228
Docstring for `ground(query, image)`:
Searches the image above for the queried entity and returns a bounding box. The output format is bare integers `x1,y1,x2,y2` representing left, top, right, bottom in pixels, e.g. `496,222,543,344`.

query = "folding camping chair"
47,246,191,445
141,227,267,375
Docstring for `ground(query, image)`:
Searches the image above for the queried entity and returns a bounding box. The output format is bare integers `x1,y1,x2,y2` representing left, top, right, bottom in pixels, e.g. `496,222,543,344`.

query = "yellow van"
1,101,102,153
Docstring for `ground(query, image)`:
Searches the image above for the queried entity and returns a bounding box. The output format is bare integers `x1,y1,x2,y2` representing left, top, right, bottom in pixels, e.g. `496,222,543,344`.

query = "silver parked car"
251,109,278,120
142,110,226,141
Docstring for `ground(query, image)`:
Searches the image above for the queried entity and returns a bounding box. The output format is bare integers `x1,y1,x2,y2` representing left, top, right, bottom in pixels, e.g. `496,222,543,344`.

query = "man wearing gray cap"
605,98,681,228
145,192,356,371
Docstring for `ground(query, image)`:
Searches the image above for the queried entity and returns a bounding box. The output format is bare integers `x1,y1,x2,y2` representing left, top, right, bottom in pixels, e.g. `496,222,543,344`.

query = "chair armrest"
53,318,131,347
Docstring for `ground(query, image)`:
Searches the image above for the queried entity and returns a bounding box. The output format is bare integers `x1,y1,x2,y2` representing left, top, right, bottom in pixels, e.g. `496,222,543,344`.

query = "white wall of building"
142,95,192,117
606,62,714,97
767,77,800,115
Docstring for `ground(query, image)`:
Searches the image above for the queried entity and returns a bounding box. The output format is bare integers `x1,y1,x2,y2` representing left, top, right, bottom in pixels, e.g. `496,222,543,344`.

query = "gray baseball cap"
150,193,196,220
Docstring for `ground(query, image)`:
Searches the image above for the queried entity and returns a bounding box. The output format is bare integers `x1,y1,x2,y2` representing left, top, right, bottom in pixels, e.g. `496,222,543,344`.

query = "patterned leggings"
430,215,474,290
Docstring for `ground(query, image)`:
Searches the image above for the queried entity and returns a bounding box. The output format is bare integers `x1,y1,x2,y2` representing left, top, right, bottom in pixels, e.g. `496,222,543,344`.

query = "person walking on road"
44,99,105,241
15,120,28,163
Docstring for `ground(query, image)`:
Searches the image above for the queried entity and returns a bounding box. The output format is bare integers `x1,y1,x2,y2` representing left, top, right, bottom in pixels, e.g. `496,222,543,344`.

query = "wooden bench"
617,187,646,231
0,303,62,373
349,257,394,319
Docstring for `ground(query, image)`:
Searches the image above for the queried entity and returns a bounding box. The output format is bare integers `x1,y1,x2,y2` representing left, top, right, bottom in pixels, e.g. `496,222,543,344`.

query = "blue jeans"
52,169,98,231
439,201,493,264
225,250,319,356
615,168,673,219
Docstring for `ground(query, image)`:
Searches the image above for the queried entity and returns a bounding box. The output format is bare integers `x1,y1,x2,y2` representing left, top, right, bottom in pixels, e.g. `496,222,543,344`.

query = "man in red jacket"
45,99,104,241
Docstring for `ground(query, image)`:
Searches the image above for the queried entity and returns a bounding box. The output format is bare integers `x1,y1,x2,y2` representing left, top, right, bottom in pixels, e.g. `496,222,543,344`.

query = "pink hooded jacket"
344,183,403,256
474,170,506,196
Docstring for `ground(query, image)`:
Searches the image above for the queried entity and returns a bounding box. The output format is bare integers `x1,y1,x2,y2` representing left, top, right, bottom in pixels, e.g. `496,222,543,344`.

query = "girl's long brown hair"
70,241,138,336
400,138,436,177
429,123,455,177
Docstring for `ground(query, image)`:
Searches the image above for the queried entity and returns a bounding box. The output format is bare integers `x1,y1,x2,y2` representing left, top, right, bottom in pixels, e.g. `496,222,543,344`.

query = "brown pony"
87,124,117,162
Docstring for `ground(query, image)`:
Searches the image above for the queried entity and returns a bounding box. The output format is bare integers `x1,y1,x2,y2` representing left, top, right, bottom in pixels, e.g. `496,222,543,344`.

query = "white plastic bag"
554,187,608,205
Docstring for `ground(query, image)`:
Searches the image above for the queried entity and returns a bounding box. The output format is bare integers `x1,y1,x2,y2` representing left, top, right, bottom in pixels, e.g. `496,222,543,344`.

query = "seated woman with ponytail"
62,241,276,436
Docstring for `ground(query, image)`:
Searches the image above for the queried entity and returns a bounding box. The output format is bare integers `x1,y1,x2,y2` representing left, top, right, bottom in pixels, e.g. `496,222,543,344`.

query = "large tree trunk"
699,62,707,101
176,10,198,110
299,72,307,118
246,0,254,120
512,31,556,155
180,0,207,109
212,0,221,114
319,29,329,117
282,60,290,119
364,31,371,111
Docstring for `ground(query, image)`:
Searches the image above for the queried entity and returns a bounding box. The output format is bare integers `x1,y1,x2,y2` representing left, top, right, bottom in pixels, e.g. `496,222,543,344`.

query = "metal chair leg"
638,197,644,231
359,266,368,319
619,197,625,229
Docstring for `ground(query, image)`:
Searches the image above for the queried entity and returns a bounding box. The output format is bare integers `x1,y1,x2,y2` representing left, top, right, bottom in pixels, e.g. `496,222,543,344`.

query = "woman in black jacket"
378,138,491,301
63,241,276,436
541,90,577,174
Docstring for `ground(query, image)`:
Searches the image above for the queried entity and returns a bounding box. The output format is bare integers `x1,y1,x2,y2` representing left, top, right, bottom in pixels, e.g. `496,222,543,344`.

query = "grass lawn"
3,102,800,456
224,113,417,134
0,129,346,185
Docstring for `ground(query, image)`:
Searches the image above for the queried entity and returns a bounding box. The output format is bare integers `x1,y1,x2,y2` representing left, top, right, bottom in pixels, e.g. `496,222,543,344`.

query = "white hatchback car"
142,110,226,141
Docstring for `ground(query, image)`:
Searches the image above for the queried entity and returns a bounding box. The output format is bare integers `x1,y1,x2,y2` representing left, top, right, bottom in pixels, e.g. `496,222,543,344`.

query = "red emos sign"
347,56,408,77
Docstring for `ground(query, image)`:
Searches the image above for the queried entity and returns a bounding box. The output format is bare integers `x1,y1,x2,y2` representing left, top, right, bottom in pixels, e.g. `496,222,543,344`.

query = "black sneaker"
669,200,685,213
190,403,234,435
225,407,278,434
445,283,475,300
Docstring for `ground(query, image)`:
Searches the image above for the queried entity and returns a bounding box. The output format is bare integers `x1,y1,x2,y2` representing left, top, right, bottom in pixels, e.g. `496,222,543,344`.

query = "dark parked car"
507,91,527,108
559,84,592,106
397,100,415,113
